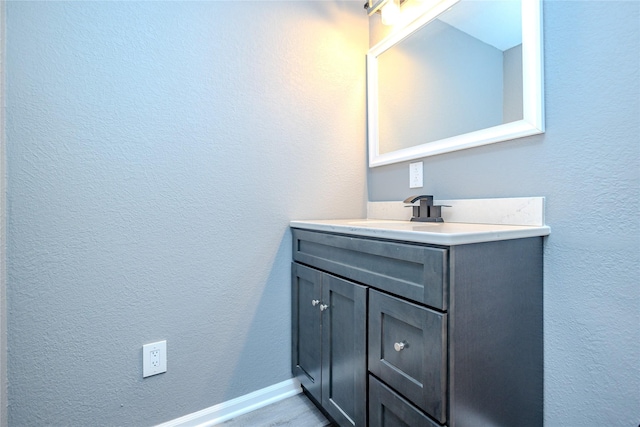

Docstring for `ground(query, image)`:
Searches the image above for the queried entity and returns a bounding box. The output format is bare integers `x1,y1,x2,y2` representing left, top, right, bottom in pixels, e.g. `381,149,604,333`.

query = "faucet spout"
403,195,433,204
403,195,446,222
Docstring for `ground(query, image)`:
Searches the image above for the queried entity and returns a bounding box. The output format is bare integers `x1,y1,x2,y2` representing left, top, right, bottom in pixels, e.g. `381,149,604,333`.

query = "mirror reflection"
367,0,544,167
378,0,522,154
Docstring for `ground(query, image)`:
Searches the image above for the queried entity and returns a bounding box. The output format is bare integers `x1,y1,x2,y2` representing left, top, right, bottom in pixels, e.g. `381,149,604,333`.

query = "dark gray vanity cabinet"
292,227,543,427
291,262,367,427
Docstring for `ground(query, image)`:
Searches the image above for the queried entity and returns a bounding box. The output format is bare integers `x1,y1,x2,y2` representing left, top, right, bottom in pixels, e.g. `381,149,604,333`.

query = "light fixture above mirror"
366,0,405,26
366,0,544,167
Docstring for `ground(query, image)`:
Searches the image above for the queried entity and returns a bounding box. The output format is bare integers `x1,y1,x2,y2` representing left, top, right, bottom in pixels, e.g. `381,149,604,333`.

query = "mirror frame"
367,0,544,167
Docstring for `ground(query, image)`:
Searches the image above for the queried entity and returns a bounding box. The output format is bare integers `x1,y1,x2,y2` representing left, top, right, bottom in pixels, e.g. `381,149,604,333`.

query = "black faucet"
403,195,447,222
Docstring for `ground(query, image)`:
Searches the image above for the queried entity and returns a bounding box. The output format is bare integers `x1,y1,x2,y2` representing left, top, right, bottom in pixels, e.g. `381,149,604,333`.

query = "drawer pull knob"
312,299,320,306
320,304,329,311
394,341,408,352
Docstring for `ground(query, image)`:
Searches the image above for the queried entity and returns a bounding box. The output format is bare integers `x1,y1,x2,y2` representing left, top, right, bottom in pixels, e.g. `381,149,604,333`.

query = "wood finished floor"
220,393,333,426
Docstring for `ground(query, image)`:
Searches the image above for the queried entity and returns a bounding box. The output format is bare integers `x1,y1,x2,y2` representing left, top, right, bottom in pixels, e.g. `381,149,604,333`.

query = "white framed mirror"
367,0,544,167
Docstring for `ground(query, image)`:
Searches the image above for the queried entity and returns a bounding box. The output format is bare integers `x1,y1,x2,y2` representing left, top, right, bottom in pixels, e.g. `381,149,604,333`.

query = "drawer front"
369,375,441,427
368,290,447,424
292,228,448,310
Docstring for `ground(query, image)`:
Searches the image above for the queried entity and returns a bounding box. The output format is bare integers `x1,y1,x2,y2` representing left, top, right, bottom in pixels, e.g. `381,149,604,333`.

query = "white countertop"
290,219,550,246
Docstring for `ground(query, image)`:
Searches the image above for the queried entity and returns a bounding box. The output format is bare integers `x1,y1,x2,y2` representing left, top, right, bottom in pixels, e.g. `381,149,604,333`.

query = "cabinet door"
291,263,323,403
321,274,367,427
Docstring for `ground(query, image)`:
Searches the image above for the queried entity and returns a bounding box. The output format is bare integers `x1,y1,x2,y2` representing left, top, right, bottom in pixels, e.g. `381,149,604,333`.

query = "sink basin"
346,220,406,226
412,225,441,231
347,220,441,228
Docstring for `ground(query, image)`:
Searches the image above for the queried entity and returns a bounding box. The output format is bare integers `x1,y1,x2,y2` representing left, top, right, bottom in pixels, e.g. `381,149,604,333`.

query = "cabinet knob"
320,304,329,311
394,341,408,352
312,299,320,306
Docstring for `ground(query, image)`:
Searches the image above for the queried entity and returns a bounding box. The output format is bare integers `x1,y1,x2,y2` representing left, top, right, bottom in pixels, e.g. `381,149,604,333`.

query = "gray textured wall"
0,2,6,425
5,2,366,425
369,1,640,425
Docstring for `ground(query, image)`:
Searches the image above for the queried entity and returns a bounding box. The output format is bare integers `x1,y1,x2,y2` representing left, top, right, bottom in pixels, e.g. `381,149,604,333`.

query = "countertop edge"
290,220,551,246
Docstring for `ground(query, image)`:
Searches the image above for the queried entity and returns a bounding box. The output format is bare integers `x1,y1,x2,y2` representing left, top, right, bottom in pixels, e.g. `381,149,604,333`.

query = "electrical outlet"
143,340,167,378
409,162,423,188
150,350,160,367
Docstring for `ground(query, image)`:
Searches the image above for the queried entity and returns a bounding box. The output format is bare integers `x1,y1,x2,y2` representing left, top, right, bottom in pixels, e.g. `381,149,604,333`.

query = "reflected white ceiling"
437,0,522,51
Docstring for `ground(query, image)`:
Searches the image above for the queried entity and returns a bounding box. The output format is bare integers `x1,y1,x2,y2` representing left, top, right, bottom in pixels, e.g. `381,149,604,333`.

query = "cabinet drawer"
369,375,441,427
368,290,447,424
292,228,448,310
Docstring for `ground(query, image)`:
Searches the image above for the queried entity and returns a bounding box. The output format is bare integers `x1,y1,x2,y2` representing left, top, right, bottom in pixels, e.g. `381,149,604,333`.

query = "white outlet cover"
409,162,423,188
143,340,167,378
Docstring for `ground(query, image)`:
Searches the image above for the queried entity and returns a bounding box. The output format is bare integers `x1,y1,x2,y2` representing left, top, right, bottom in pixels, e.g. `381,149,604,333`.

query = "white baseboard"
156,378,302,427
